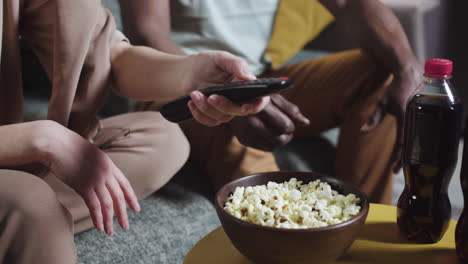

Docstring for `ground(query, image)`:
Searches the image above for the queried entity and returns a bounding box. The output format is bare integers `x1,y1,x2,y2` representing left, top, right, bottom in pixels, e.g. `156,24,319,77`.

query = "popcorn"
224,178,361,229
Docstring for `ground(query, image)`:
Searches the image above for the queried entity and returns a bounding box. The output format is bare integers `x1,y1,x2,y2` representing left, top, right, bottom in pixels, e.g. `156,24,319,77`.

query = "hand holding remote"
160,77,292,123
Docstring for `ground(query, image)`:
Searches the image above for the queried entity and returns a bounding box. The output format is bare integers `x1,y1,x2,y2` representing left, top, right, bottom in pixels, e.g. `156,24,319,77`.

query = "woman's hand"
40,121,140,235
111,45,269,126
185,51,270,126
111,45,270,126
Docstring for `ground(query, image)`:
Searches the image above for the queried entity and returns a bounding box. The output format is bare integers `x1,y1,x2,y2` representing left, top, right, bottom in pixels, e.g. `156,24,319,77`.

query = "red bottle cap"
424,58,453,77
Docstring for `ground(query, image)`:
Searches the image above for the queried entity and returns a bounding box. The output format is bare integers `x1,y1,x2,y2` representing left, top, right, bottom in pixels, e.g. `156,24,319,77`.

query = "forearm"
110,42,194,104
321,0,419,75
0,121,58,167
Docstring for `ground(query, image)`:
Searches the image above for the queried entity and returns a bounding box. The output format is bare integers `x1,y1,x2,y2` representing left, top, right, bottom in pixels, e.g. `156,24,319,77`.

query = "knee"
0,171,76,264
139,112,190,165
124,112,190,196
147,119,190,192
3,171,72,225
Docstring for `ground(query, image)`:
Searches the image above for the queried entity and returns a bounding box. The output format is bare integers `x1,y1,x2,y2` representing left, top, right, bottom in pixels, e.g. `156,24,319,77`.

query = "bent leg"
43,112,190,233
265,50,395,204
0,170,76,264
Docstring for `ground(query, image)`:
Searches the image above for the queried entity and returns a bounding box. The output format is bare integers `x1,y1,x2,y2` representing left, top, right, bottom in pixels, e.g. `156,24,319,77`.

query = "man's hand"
384,63,422,172
185,51,271,127
42,121,140,236
360,60,422,172
229,94,310,151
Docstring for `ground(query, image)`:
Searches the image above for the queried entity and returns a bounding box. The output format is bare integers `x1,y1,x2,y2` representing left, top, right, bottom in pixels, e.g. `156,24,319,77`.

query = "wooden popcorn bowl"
214,171,369,264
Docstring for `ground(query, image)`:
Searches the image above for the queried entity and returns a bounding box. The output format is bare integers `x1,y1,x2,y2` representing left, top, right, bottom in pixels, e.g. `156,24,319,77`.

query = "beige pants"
0,112,189,264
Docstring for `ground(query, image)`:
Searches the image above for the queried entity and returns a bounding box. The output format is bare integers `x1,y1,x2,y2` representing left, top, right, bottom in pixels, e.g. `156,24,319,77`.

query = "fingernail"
208,95,219,104
95,221,103,231
247,73,256,80
191,91,202,104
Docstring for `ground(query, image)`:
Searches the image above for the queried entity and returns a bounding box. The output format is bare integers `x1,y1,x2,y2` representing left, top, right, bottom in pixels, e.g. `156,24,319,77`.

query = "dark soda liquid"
397,93,462,243
456,118,468,263
456,212,468,263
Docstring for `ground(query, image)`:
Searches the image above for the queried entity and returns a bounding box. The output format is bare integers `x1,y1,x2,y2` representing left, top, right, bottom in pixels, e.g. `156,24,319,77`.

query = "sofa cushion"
264,0,334,69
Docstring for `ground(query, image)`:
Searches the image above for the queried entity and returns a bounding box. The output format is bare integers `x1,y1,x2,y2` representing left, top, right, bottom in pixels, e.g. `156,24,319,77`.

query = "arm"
110,43,190,102
0,120,139,236
111,43,257,102
117,0,272,125
319,0,420,77
319,0,422,170
119,0,185,55
0,121,51,167
110,43,269,126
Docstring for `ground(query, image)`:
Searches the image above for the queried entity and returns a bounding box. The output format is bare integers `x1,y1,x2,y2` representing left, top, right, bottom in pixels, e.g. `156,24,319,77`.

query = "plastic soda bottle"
456,118,468,262
397,59,462,243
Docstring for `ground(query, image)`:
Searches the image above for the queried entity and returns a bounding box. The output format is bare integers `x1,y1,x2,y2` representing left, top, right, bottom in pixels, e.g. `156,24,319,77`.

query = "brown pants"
180,50,396,204
0,112,189,264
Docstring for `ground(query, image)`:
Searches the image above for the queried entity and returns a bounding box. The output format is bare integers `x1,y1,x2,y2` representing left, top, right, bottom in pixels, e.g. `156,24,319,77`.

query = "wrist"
31,120,67,166
182,53,201,94
394,54,422,78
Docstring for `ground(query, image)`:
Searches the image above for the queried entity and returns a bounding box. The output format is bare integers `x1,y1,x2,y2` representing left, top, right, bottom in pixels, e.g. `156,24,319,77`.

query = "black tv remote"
159,77,292,123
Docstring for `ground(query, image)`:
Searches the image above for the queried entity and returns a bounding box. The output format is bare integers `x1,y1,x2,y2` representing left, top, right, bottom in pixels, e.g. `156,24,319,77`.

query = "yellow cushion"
264,0,334,69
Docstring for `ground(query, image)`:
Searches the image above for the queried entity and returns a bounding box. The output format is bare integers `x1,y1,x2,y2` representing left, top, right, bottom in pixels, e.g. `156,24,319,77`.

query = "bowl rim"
215,171,370,233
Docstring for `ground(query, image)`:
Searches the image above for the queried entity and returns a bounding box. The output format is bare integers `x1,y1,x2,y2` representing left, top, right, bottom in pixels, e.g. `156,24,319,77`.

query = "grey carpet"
74,165,220,264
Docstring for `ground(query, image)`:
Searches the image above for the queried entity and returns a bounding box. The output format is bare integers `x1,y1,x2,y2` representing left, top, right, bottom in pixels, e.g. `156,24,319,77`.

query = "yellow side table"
184,203,458,264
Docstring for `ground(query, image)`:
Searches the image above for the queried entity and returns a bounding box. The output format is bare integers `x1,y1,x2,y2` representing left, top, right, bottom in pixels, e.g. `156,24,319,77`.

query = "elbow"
321,0,379,17
110,42,135,99
125,27,151,46
319,0,349,16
